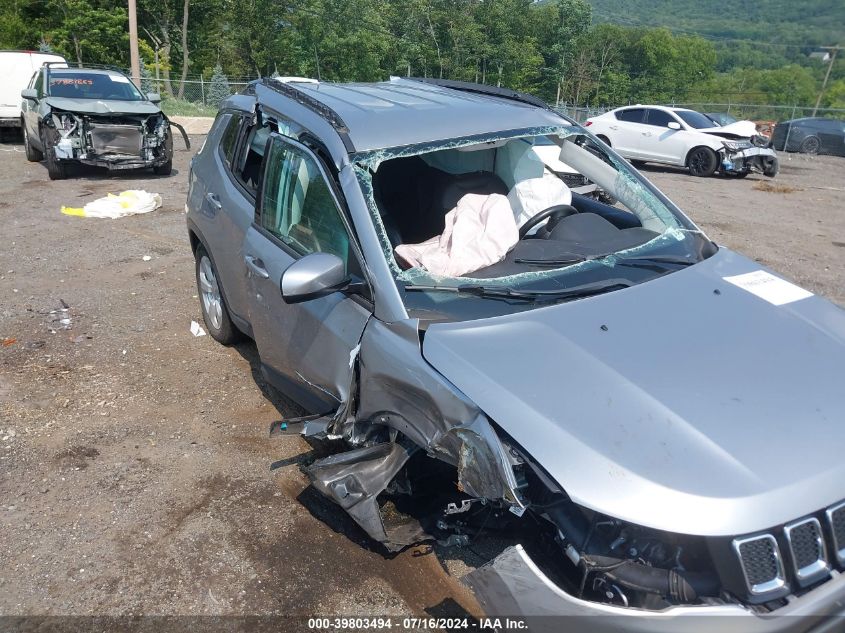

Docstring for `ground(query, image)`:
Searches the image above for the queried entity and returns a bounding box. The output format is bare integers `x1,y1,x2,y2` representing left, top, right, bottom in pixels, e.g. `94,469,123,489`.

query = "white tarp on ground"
61,190,162,219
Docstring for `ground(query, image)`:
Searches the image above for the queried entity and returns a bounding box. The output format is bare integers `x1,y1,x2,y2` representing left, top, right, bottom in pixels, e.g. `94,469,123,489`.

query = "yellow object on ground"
61,190,162,219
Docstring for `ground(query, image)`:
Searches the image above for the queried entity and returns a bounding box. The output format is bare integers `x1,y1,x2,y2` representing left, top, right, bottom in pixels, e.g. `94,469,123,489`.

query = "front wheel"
687,147,718,177
153,159,172,176
799,136,820,155
41,129,67,180
195,244,242,345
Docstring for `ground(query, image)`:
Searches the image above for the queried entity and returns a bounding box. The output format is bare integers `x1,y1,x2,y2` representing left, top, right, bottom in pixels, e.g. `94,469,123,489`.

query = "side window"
233,122,272,195
34,70,44,96
615,108,645,123
644,109,677,128
260,136,352,272
218,113,240,169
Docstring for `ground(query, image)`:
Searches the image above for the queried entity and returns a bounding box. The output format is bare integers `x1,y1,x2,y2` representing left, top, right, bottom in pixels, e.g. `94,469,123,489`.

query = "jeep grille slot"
828,501,845,566
784,518,828,585
733,534,786,595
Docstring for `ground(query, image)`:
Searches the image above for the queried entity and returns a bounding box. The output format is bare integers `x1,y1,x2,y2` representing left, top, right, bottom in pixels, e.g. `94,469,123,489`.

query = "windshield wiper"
514,253,697,268
403,278,633,302
613,254,696,268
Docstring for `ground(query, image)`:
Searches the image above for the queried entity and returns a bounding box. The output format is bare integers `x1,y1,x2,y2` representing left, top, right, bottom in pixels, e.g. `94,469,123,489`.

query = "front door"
242,133,371,413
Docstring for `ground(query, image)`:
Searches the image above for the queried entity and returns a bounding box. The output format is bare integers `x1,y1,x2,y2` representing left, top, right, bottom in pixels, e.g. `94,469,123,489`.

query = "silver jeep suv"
186,77,845,631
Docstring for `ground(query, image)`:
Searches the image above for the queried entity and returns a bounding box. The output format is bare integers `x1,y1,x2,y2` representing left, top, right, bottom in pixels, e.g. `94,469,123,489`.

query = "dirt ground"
0,134,843,623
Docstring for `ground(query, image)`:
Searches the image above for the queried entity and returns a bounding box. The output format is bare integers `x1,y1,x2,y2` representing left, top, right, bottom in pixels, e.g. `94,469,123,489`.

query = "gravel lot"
0,135,843,622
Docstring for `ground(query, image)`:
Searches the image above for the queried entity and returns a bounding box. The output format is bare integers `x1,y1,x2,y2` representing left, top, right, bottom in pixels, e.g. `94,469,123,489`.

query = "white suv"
586,105,779,178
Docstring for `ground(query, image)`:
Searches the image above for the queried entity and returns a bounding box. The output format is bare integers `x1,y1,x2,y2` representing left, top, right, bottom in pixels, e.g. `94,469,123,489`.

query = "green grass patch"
160,98,217,117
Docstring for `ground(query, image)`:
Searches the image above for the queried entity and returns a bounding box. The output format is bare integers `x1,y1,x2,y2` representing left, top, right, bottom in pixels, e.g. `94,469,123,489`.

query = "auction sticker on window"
723,270,813,305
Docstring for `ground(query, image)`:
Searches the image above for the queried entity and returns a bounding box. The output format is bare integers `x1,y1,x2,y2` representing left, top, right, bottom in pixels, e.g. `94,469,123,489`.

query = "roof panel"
282,78,569,152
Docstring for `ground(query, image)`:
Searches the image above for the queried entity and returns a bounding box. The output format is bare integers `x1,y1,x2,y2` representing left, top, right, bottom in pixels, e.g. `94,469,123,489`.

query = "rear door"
608,108,647,159
242,133,371,412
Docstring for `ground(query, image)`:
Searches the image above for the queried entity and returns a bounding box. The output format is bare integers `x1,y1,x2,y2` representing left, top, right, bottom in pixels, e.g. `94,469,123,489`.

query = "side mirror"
147,92,161,103
21,88,37,100
280,252,350,304
667,121,681,130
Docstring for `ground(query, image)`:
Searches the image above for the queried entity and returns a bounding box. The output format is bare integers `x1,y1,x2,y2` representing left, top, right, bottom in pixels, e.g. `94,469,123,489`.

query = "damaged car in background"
186,76,845,631
20,63,189,179
586,105,779,179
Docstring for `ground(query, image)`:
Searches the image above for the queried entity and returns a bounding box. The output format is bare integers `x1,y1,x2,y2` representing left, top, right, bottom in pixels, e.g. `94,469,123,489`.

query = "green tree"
206,62,230,106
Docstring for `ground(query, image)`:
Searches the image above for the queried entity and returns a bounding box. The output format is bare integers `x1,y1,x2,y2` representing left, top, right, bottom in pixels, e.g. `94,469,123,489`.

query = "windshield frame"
46,69,146,101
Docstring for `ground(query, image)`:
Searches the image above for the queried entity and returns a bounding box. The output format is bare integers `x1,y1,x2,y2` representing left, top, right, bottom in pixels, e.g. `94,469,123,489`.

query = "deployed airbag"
395,193,518,277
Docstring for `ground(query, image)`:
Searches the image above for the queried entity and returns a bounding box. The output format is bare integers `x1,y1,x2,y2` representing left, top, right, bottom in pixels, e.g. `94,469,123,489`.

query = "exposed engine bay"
42,108,189,170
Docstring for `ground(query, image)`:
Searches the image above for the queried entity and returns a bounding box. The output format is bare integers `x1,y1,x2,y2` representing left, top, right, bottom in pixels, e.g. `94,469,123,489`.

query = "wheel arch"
684,144,721,167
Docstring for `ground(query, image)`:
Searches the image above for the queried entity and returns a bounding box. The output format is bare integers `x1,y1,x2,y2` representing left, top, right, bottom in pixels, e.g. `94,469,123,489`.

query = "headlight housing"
722,139,753,152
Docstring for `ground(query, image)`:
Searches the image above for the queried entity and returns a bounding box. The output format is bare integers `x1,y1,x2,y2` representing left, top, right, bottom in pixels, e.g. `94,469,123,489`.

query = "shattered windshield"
47,71,145,101
353,126,711,312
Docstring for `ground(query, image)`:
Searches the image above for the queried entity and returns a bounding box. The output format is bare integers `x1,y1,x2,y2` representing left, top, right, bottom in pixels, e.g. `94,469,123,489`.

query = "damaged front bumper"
45,109,189,170
721,146,779,177
466,545,845,633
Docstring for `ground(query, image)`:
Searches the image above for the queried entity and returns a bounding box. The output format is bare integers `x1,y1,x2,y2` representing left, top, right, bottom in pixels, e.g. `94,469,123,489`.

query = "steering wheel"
518,204,579,240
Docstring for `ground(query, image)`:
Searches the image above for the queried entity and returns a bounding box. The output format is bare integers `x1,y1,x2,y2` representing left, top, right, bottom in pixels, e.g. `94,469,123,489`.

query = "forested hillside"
586,0,845,70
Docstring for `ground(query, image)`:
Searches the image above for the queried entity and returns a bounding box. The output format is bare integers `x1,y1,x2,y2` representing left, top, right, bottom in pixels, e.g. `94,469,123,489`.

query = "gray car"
186,77,845,631
21,64,188,179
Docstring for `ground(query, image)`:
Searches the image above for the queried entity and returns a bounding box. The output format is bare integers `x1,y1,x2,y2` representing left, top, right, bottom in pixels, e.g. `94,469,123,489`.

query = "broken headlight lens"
722,139,753,152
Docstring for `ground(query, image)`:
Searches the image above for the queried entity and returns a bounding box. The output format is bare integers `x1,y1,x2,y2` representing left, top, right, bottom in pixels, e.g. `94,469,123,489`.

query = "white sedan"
585,105,779,178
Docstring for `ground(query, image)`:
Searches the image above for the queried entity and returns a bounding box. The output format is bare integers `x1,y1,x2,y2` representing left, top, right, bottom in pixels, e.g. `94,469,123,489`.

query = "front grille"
734,535,785,594
828,502,845,566
785,518,828,585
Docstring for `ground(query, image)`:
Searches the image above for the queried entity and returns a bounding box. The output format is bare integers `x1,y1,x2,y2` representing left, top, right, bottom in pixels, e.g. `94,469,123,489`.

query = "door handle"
642,132,652,137
205,192,223,211
244,254,270,279
609,125,618,130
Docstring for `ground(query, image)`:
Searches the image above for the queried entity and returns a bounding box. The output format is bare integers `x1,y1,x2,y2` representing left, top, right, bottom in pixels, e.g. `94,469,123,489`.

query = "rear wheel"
799,136,820,155
195,244,242,345
687,147,718,177
23,123,43,162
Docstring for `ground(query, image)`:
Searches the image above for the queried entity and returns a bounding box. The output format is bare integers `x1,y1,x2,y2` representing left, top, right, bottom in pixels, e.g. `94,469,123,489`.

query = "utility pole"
812,45,841,117
128,0,141,88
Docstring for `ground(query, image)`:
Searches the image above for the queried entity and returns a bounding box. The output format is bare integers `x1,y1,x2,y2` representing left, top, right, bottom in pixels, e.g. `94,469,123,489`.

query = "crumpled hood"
44,97,161,116
422,248,845,536
699,120,758,139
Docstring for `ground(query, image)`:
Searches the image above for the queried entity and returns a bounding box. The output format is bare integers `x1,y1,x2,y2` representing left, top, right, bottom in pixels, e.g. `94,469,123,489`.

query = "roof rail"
406,77,552,111
256,77,356,153
42,61,125,72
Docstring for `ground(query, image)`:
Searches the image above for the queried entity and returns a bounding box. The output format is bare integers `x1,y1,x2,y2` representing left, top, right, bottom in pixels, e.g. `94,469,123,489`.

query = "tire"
23,123,43,162
798,136,820,155
153,159,172,176
596,135,611,146
153,130,173,175
687,147,718,177
41,128,67,180
195,244,242,345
